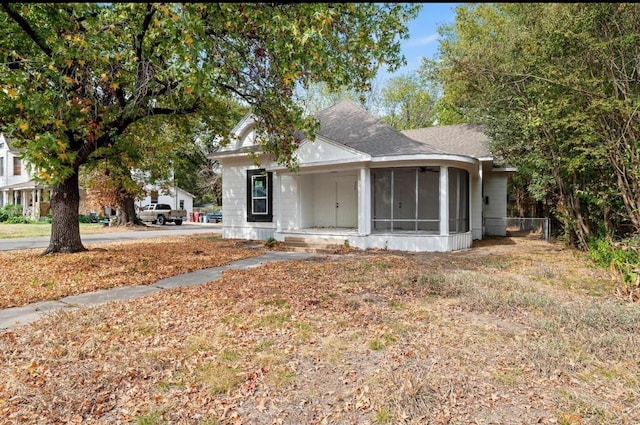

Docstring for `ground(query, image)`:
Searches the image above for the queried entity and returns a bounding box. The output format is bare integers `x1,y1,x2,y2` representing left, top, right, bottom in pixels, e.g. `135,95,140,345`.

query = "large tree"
0,3,420,253
427,3,640,248
379,73,437,130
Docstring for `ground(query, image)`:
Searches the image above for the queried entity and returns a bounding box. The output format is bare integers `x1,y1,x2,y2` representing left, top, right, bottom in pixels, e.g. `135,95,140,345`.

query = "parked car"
206,211,222,223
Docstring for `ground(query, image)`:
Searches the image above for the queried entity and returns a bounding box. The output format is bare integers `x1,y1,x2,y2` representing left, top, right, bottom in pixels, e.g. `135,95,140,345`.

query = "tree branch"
1,3,53,57
135,3,156,62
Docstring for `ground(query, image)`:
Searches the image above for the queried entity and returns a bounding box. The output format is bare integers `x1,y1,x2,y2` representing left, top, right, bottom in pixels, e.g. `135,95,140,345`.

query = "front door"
313,174,358,228
335,176,357,228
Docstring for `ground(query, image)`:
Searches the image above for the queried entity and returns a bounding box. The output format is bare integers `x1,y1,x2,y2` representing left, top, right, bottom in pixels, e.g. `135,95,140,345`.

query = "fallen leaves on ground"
0,235,263,309
1,237,638,424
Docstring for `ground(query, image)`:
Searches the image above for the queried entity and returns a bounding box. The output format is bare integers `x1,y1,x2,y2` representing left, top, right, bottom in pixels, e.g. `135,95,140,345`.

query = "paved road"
0,223,222,251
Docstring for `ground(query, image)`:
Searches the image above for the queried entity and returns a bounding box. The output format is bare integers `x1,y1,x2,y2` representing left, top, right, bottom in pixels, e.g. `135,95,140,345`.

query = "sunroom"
270,156,479,252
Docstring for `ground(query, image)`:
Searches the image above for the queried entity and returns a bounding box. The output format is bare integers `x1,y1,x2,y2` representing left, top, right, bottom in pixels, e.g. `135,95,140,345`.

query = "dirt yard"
1,235,638,424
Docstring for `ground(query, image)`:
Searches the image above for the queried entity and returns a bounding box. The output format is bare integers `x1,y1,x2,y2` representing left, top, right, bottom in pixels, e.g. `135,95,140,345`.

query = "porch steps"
283,236,348,253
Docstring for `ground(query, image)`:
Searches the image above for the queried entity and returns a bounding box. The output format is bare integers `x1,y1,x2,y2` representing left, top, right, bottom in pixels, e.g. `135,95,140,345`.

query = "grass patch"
0,222,117,239
2,238,638,424
257,311,291,328
134,408,167,425
198,363,244,395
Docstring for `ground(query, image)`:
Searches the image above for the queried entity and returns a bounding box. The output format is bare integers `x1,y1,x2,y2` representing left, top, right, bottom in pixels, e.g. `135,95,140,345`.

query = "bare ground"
1,236,638,424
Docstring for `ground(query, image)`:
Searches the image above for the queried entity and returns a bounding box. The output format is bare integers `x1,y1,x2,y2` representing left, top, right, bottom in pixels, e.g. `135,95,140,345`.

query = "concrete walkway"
0,251,321,332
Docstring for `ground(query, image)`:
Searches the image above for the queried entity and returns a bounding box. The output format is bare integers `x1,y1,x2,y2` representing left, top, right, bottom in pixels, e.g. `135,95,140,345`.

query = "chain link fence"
484,217,550,241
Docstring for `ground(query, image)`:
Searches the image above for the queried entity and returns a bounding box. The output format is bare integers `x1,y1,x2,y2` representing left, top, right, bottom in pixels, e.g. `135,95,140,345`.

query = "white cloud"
407,33,439,47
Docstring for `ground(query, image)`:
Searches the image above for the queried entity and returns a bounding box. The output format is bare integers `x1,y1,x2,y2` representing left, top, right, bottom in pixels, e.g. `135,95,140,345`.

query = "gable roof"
210,99,494,162
402,124,492,158
314,99,437,157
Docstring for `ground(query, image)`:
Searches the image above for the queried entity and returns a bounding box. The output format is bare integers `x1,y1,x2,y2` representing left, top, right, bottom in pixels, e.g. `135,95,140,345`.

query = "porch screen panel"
448,168,469,233
372,169,391,231
392,169,416,230
417,167,439,232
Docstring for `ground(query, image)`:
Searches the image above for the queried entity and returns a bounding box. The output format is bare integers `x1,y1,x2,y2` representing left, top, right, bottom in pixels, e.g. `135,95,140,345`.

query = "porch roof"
1,180,46,190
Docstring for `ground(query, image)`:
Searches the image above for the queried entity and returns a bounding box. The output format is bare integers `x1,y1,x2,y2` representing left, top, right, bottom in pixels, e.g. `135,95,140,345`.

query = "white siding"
278,175,299,230
483,173,508,236
222,158,250,229
221,158,276,241
299,174,315,228
296,138,367,166
0,134,31,188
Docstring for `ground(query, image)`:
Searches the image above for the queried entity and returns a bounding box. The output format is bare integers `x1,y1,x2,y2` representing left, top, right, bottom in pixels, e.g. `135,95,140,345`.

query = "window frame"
13,157,21,176
246,169,273,222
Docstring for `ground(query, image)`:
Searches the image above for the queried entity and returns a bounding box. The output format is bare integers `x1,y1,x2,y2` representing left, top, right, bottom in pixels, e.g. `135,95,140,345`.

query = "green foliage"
379,73,437,130
78,214,93,224
265,237,277,249
589,237,639,301
588,238,638,269
0,204,23,222
6,215,30,224
427,3,640,247
0,3,419,251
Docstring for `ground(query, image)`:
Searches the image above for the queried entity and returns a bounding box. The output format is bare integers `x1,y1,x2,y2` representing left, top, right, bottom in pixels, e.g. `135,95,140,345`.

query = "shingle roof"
314,99,437,157
212,99,493,160
402,124,491,158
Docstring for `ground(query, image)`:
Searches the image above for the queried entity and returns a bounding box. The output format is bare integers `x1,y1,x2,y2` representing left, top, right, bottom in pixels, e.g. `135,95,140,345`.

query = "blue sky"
377,3,460,85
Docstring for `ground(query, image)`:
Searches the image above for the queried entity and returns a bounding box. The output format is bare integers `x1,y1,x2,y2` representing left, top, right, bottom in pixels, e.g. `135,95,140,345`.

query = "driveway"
0,223,222,251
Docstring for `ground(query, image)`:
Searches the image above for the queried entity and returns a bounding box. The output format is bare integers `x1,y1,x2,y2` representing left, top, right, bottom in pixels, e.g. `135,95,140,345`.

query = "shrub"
589,237,638,268
78,214,93,223
6,215,30,224
589,237,640,302
0,204,23,222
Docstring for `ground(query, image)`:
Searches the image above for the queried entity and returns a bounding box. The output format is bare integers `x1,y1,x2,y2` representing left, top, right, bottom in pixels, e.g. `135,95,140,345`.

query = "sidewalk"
0,251,321,332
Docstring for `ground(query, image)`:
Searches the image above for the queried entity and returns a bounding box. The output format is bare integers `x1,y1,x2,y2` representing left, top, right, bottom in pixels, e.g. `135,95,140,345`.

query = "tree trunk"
42,171,86,254
116,194,144,226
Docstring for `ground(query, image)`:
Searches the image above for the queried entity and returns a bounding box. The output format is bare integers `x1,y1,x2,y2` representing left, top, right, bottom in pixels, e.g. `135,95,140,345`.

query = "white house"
0,133,52,219
209,99,515,252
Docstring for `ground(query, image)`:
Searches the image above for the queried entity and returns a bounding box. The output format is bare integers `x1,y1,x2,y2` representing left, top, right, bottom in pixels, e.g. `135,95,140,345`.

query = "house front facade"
0,133,53,219
210,100,514,252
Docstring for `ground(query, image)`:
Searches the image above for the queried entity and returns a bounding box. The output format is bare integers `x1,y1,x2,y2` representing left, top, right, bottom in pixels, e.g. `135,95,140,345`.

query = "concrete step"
283,236,348,253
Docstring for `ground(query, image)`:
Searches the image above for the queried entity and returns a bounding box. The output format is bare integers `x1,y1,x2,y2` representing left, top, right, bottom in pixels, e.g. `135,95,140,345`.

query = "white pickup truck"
138,203,186,225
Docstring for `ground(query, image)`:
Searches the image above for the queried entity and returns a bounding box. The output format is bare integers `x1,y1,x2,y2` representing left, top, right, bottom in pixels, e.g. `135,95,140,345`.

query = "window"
150,190,158,204
246,169,272,222
0,157,4,176
13,157,21,175
179,200,184,210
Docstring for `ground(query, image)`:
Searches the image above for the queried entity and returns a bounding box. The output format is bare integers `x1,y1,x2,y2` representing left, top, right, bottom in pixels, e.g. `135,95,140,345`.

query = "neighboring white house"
209,99,515,253
1,133,196,221
0,133,53,219
135,185,195,219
